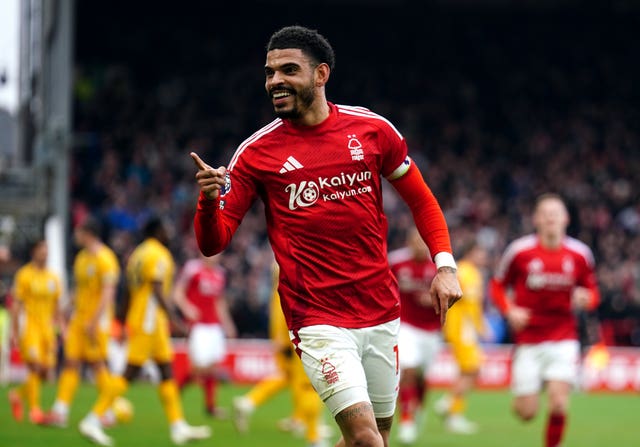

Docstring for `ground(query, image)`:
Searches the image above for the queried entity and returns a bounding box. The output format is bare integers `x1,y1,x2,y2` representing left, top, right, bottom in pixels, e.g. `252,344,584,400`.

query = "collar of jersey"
282,102,337,134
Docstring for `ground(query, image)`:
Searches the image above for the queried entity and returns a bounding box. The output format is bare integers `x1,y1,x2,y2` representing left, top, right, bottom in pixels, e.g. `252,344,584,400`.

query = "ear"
315,63,330,87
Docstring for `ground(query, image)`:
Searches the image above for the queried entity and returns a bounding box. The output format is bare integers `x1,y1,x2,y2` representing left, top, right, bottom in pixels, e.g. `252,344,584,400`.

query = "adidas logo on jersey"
279,156,304,173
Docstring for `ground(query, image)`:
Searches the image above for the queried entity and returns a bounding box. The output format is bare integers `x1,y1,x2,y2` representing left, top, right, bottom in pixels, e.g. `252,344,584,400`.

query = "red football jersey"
195,102,453,331
177,259,225,324
389,247,441,331
223,103,417,330
493,234,599,344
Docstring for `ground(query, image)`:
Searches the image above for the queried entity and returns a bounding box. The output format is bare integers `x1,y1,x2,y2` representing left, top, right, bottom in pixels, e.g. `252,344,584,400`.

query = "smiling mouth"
270,88,294,100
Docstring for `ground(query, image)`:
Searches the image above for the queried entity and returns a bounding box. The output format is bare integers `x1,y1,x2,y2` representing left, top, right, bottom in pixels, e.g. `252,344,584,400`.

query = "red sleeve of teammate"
193,192,239,256
390,163,452,258
580,258,601,311
489,278,511,315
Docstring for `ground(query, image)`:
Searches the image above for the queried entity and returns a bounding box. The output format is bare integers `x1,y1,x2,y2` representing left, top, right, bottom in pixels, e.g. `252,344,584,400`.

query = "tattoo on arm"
438,266,457,274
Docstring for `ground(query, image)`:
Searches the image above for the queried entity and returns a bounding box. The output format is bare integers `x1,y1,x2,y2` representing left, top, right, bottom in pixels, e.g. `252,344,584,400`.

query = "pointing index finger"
190,152,210,170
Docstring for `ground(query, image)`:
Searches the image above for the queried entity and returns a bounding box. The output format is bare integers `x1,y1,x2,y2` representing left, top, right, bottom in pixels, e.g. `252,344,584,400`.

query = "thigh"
151,323,174,365
188,324,225,368
83,329,109,363
127,331,152,366
417,329,443,373
362,319,401,418
63,322,83,361
451,340,483,374
42,330,58,368
19,321,42,364
293,324,369,418
542,340,580,385
511,344,543,396
398,323,421,370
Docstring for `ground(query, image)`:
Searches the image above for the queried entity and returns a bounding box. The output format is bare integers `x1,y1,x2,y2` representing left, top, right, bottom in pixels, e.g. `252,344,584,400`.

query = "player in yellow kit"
233,263,328,447
435,241,488,434
78,218,211,446
45,217,120,428
8,240,63,424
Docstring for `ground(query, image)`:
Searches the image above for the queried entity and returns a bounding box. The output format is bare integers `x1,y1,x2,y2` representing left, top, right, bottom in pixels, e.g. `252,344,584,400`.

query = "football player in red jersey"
191,25,462,447
388,228,441,444
490,193,600,447
173,253,236,417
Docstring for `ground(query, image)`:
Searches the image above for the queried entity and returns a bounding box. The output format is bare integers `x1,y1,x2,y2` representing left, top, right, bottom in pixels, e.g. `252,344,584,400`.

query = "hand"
506,306,531,332
191,152,228,200
571,286,592,311
417,290,433,307
429,267,463,325
181,301,201,322
224,323,237,339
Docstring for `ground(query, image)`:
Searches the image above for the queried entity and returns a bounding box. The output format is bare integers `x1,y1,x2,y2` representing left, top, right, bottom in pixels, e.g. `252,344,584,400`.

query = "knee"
346,426,382,447
549,398,569,415
512,402,537,422
157,363,174,382
63,359,80,370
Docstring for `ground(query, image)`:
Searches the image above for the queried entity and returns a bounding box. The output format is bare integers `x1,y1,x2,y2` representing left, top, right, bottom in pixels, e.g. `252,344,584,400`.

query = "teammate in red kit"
490,193,600,447
173,253,236,417
388,227,441,445
191,25,462,447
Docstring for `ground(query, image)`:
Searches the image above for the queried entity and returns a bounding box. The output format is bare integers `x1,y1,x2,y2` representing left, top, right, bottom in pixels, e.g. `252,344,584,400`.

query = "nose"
268,70,285,87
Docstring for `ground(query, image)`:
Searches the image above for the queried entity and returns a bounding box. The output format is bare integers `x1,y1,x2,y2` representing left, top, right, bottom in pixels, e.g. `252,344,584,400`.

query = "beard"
273,83,316,120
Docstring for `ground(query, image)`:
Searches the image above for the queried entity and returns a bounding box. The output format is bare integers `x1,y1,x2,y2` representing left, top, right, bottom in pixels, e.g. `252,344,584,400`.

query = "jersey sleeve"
378,120,410,180
390,162,454,265
490,243,519,314
141,248,167,283
576,247,600,310
99,250,120,286
12,268,27,303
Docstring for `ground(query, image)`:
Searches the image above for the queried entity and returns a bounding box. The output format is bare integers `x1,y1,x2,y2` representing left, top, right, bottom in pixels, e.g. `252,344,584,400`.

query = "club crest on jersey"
347,134,364,161
220,171,231,196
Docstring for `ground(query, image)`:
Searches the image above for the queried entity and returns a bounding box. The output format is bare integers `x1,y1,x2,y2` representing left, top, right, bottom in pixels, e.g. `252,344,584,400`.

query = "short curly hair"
266,25,335,71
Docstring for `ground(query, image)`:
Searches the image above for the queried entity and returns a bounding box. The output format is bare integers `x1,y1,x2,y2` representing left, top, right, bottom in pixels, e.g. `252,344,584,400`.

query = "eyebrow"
265,62,301,71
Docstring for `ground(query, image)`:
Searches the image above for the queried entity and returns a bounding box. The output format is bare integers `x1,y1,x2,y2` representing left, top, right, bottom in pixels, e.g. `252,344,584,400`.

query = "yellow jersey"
125,238,175,333
13,262,61,329
72,244,120,322
444,259,485,344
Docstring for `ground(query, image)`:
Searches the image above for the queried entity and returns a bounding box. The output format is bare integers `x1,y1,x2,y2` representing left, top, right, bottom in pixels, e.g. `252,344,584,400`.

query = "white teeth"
273,92,290,98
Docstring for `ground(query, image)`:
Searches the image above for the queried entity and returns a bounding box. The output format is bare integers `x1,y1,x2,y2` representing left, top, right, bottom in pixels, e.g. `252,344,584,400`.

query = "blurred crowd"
3,5,639,345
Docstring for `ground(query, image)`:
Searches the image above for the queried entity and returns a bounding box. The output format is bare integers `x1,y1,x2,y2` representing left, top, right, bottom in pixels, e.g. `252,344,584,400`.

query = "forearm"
489,278,511,315
152,282,179,322
586,286,600,311
194,192,237,256
89,285,115,328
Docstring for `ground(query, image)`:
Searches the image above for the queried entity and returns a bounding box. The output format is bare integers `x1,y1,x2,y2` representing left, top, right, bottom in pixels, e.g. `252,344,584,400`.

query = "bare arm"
152,280,188,336
85,282,116,340
172,279,200,322
215,296,237,339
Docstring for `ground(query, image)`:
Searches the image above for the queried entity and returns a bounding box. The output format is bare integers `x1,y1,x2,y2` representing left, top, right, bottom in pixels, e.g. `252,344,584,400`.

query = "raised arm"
191,152,239,256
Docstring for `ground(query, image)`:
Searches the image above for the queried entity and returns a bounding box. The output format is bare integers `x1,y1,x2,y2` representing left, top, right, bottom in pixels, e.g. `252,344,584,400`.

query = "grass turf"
0,381,636,447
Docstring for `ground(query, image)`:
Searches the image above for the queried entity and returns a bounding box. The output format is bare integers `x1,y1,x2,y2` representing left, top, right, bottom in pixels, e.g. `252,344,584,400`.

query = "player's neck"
86,239,103,254
539,233,563,250
289,98,330,127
